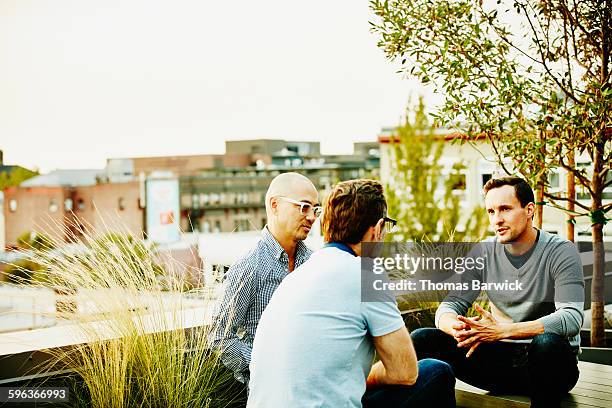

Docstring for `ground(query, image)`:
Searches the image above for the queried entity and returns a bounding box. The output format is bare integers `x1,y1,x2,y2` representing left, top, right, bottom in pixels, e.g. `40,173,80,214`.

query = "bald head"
264,172,319,256
265,172,317,211
265,173,319,238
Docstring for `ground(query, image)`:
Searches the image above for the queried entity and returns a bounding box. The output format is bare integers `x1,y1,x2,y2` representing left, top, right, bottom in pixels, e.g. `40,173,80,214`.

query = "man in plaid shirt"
210,172,320,402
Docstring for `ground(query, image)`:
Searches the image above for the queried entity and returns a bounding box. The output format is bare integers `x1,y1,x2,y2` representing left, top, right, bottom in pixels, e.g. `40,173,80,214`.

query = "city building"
178,140,378,233
0,150,38,251
3,169,143,246
2,139,379,247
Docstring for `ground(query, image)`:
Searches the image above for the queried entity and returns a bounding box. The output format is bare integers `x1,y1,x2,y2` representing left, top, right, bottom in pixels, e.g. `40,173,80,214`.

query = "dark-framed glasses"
277,196,322,218
383,216,398,234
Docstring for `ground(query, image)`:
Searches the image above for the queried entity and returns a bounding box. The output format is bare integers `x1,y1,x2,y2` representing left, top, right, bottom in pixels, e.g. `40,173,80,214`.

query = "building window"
118,197,125,211
214,220,221,233
78,199,86,211
181,194,192,207
65,198,73,211
548,172,560,189
9,199,17,212
49,199,59,213
203,220,211,233
234,219,250,232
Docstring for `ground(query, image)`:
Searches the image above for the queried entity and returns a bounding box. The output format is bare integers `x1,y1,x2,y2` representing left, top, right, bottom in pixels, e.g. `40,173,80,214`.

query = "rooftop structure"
20,169,103,188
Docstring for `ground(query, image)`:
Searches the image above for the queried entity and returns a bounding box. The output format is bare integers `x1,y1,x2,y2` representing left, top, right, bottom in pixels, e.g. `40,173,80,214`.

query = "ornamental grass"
3,216,241,408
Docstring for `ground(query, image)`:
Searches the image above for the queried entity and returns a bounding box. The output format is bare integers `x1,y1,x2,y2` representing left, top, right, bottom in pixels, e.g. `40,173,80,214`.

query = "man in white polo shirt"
247,179,455,407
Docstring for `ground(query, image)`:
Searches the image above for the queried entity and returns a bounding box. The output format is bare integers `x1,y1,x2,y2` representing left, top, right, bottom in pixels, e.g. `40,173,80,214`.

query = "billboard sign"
145,178,180,244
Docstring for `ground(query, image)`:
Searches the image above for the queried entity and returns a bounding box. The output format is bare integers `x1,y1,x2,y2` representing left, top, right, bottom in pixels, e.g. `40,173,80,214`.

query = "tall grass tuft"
5,216,237,407
389,234,490,327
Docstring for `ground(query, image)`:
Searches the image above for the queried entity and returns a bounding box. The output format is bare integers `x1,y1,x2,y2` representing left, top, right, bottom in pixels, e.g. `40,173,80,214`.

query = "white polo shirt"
247,246,405,408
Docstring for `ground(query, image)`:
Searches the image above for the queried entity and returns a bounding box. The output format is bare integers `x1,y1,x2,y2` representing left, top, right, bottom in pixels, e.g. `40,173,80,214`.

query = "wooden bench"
455,361,612,407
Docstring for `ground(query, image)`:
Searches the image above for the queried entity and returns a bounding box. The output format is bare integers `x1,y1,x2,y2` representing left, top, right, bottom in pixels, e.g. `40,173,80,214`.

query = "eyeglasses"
383,217,398,234
277,196,322,218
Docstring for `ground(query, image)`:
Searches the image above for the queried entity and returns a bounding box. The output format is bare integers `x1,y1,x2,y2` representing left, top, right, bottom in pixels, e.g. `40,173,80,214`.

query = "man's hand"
450,315,485,337
454,304,507,357
366,361,385,387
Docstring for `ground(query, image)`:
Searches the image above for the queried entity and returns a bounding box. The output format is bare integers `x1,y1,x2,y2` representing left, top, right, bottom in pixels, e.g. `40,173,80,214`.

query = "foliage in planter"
391,239,490,329
19,225,237,407
3,231,55,284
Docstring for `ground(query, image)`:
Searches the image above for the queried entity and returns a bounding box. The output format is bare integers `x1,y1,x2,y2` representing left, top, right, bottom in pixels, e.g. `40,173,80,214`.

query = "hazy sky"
0,0,429,172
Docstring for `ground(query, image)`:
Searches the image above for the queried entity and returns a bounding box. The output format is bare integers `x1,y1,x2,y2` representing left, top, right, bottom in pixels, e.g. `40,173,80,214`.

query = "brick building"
3,170,143,246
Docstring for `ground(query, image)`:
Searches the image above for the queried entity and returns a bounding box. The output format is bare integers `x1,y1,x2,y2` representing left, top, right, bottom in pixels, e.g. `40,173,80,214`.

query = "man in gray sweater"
411,176,584,407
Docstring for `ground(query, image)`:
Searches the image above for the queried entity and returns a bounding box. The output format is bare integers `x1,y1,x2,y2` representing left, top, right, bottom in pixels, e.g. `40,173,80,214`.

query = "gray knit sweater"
435,230,585,348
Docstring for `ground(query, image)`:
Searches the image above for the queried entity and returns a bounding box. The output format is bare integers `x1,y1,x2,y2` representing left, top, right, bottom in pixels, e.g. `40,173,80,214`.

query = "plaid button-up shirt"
210,227,312,383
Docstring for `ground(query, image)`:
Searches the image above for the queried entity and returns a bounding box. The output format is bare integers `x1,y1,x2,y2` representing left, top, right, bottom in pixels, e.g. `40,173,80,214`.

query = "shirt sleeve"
209,258,257,383
361,290,405,337
537,242,585,337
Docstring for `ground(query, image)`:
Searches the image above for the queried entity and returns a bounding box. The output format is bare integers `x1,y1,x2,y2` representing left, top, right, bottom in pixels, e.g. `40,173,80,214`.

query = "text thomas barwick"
372,279,524,292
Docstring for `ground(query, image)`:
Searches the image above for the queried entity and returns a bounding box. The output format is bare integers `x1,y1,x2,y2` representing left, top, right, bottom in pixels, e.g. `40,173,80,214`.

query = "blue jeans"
411,328,579,407
362,358,456,408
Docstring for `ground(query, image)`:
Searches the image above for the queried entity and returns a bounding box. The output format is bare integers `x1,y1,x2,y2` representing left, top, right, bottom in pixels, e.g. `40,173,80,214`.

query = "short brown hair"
321,179,387,244
483,176,534,207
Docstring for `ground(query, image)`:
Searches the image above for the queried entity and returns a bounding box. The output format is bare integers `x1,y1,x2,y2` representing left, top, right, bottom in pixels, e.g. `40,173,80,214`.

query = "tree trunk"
535,130,546,229
590,139,605,347
591,222,605,347
535,185,544,229
566,152,575,242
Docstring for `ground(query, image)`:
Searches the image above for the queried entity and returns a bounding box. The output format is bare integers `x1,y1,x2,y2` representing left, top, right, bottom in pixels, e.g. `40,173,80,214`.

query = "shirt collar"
261,226,311,261
323,242,357,256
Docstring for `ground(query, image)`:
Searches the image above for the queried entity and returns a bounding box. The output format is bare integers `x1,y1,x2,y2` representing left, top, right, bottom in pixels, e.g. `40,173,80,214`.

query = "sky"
0,0,431,173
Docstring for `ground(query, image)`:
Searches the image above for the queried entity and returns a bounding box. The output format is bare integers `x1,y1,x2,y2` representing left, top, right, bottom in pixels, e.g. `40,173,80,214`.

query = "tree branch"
558,154,595,196
487,133,513,176
560,3,577,96
544,191,591,211
558,0,597,45
520,2,580,103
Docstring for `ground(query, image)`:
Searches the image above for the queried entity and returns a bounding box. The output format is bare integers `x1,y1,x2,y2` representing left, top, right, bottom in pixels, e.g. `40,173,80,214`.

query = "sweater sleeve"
537,242,584,337
435,298,473,327
538,303,584,337
435,243,486,327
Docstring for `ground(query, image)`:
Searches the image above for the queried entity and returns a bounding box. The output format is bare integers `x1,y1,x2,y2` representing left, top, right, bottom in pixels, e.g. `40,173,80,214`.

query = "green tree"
386,98,488,242
371,0,611,346
0,166,38,190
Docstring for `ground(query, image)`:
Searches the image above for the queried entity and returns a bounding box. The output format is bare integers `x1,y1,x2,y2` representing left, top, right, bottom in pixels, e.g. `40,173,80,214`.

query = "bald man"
210,172,320,405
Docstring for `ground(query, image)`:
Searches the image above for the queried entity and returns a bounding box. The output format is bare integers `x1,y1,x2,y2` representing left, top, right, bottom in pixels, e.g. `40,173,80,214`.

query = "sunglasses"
383,217,398,234
277,196,323,218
